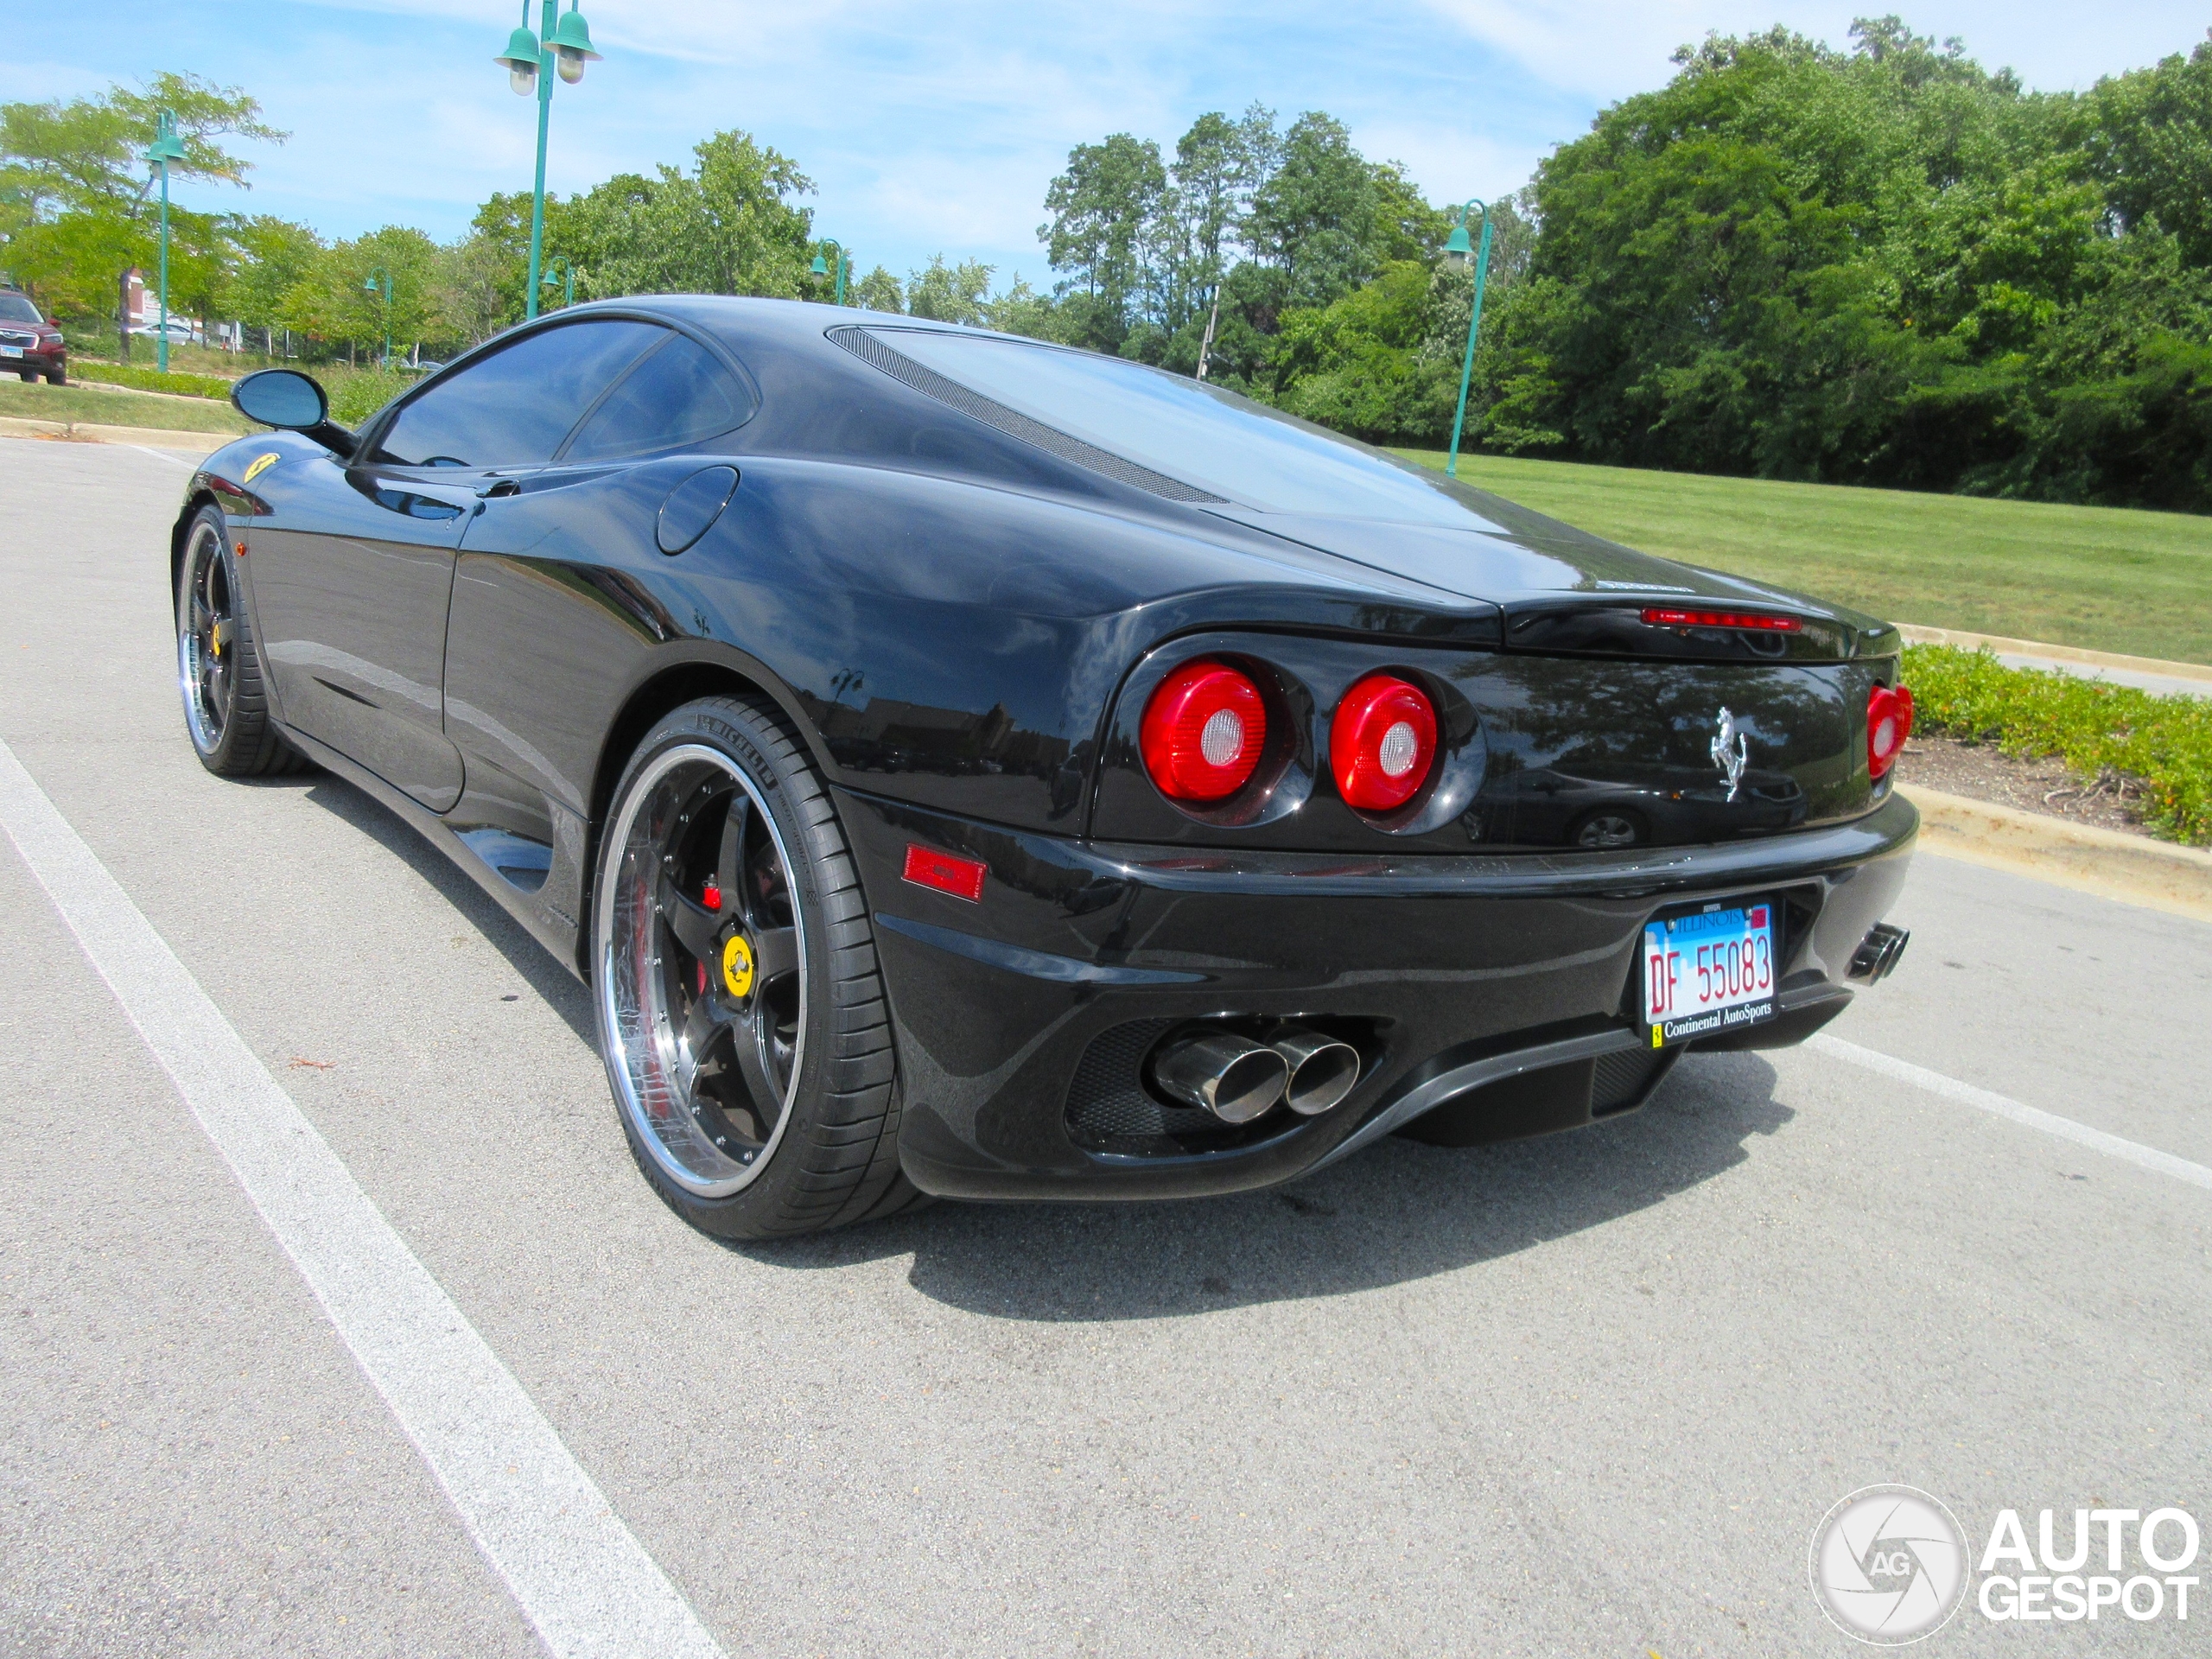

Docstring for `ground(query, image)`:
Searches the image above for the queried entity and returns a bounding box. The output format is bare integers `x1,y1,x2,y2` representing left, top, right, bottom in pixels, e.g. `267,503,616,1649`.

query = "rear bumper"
842,787,1918,1201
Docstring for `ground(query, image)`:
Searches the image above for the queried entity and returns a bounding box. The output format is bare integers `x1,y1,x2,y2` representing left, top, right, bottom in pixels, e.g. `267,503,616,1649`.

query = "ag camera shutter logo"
1809,1484,1971,1643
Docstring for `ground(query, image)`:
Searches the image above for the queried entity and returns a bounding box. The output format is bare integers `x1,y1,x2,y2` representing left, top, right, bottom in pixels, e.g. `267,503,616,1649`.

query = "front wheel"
44,367,65,386
175,505,305,777
592,695,922,1238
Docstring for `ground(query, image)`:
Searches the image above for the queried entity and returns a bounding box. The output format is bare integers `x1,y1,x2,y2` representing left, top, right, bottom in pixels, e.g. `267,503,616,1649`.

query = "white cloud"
1417,0,2210,100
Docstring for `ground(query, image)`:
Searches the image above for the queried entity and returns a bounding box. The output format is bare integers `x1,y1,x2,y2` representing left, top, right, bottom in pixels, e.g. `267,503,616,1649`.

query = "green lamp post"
1441,199,1496,479
493,0,601,321
541,255,574,308
809,241,849,307
144,111,188,372
363,266,392,368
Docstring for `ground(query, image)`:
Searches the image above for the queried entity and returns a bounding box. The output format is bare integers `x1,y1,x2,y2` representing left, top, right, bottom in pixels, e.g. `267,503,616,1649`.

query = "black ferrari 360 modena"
173,297,1916,1237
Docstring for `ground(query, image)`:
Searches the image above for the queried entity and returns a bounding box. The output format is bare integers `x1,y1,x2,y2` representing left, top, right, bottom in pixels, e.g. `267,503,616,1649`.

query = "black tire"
591,694,925,1239
175,505,308,777
1569,806,1646,850
45,367,65,386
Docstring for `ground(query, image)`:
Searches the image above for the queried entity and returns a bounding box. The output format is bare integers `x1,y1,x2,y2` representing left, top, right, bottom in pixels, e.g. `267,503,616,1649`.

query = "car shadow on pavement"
294,776,596,1046
748,1052,1793,1319
282,770,1791,1314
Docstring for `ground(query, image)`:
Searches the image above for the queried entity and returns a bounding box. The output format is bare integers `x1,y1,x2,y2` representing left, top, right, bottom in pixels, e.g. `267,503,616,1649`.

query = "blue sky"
7,3,2208,291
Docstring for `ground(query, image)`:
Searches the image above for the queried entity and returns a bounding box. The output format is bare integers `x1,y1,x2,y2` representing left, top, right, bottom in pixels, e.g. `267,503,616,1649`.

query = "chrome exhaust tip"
1269,1026,1362,1116
1848,922,1910,984
1151,1033,1289,1123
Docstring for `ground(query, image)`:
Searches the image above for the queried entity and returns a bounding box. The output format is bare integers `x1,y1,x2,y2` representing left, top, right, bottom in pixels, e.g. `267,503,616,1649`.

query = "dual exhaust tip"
1150,1024,1363,1124
1848,922,1910,984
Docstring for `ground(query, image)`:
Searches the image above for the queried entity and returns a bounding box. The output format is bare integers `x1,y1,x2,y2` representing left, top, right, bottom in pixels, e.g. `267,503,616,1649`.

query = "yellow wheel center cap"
720,933,754,999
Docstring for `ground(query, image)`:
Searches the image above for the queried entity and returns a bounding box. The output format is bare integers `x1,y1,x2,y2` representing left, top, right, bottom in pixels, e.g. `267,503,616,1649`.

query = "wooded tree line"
3,18,2204,509
1028,19,2212,512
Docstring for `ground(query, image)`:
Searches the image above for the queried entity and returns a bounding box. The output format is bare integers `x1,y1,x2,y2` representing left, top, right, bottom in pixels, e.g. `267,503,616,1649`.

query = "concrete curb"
1897,783,2212,924
2,418,228,455
1900,624,2212,686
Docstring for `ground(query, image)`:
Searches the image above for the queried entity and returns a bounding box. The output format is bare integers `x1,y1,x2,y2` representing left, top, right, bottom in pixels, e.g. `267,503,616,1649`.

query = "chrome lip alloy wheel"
1576,812,1641,849
597,744,808,1198
177,521,236,753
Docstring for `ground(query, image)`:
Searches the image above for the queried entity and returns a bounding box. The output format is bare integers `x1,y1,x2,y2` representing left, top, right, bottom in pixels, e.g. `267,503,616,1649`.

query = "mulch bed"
1897,733,2151,837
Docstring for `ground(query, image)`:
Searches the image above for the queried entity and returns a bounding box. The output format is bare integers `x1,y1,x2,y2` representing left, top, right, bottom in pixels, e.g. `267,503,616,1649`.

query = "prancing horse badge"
1711,707,1750,801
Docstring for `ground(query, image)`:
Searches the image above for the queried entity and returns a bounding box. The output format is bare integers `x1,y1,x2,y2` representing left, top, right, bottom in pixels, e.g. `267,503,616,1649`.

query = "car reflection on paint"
1466,762,1810,849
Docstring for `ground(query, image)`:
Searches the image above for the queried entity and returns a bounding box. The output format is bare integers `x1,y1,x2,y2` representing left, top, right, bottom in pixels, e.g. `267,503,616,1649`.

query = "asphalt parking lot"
2,435,2207,1658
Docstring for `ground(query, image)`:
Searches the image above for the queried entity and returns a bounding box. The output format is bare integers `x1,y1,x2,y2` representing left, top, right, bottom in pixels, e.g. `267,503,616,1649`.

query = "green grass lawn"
1395,449,2212,666
0,378,253,436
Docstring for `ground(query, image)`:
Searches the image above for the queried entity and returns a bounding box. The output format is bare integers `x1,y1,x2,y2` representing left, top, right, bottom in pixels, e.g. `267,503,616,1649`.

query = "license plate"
1643,901,1777,1046
0,346,20,359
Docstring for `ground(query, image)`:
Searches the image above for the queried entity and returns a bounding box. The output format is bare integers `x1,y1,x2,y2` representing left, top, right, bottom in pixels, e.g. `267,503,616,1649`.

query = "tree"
851,264,904,313
1039,132,1166,348
0,73,283,353
906,254,994,325
222,214,322,351
282,226,442,363
982,275,1072,343
2086,34,2212,269
556,129,815,301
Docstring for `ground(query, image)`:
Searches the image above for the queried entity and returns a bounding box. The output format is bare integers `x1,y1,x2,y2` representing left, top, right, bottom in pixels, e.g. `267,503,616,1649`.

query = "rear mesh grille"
1065,1020,1273,1156
829,327,1227,505
1592,1045,1673,1116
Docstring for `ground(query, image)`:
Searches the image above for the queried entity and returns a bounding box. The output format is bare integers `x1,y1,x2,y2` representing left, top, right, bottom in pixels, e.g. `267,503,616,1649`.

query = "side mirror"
232,368,327,428
232,368,356,458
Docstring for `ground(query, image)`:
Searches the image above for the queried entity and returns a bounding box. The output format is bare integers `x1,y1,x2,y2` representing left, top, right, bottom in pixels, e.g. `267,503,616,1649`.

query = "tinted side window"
560,334,750,462
373,320,664,467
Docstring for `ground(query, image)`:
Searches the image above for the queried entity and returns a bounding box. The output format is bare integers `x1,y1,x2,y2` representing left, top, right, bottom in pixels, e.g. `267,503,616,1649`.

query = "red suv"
0,290,67,385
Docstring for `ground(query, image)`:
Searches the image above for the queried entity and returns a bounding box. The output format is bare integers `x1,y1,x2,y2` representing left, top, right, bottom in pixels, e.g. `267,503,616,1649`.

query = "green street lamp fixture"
363,266,392,369
1441,199,1496,479
541,255,575,308
494,0,601,321
144,110,188,372
809,240,849,307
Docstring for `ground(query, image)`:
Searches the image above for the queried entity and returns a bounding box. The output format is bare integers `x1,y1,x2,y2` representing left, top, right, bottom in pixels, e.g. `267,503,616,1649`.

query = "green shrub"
321,365,414,426
1904,645,2212,845
69,362,235,400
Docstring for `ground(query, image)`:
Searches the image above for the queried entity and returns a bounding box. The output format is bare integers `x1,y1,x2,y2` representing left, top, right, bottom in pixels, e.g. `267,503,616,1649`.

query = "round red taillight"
1332,674,1439,811
1140,659,1268,802
1867,682,1914,779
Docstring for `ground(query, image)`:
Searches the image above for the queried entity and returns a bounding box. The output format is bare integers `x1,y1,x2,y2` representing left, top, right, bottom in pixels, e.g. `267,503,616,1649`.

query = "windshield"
872,327,1481,526
0,294,42,324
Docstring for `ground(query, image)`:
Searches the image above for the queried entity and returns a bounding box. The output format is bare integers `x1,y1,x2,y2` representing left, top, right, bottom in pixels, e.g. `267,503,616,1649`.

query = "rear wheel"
592,695,922,1238
1571,808,1645,849
175,505,306,777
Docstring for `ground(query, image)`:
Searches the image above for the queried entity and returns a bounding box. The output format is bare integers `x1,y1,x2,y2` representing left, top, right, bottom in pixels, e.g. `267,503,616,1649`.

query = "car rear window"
560,333,751,461
869,327,1473,524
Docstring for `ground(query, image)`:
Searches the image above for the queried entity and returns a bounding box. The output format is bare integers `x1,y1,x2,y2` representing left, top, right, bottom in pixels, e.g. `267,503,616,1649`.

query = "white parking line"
0,736,728,1659
1808,1033,2212,1192
122,442,195,466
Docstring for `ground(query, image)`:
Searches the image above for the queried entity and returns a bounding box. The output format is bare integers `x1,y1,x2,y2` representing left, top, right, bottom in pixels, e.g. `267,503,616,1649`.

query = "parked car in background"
0,289,67,385
130,318,205,346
